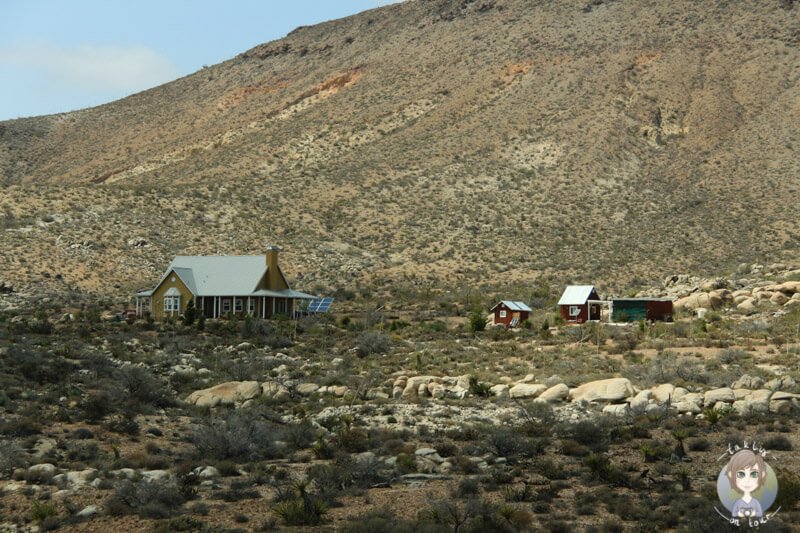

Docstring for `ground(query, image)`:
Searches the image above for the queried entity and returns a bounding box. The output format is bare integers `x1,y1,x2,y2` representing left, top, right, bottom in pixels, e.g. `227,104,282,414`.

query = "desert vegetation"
2,271,800,532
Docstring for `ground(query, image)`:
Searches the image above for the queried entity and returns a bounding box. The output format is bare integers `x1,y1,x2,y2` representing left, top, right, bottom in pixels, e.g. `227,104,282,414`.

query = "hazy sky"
0,0,399,121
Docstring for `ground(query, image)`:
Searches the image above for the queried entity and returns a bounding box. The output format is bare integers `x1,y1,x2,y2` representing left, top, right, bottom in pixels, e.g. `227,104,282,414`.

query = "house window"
235,299,243,313
276,299,287,314
248,300,255,313
499,310,507,318
164,296,180,313
222,300,231,313
569,306,581,317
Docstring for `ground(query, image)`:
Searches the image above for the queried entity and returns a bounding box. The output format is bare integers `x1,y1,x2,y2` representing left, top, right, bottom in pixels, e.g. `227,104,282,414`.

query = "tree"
183,300,197,326
469,311,486,333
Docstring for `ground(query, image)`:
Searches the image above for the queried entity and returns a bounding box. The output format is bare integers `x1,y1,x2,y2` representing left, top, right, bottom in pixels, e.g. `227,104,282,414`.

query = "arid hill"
1,0,799,302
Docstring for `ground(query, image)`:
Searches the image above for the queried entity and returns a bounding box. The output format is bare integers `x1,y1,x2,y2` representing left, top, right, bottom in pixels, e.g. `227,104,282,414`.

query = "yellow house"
134,246,315,319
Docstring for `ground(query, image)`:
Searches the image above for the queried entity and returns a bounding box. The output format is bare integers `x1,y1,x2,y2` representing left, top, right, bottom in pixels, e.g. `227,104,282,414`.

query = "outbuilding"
558,285,603,324
611,298,673,322
490,301,532,328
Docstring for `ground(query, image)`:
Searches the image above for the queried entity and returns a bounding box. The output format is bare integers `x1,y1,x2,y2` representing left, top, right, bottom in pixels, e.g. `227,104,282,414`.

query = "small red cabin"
558,285,603,324
490,301,532,328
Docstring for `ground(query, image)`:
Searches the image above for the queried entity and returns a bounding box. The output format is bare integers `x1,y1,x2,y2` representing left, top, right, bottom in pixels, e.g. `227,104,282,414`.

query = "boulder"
536,383,569,402
331,385,349,397
509,383,547,399
704,388,735,405
674,400,702,414
672,387,689,402
402,376,440,399
771,292,789,305
602,404,630,416
76,505,100,519
194,466,219,479
29,463,57,475
65,469,96,485
731,374,764,390
737,298,757,311
490,384,509,399
262,381,290,399
675,292,721,311
765,375,797,391
769,399,793,415
141,470,169,483
651,383,675,403
296,383,320,396
630,390,652,411
769,281,800,295
732,399,769,416
571,378,634,403
186,381,261,407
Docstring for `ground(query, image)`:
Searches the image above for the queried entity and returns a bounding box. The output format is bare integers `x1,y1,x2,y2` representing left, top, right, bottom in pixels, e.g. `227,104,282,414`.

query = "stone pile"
650,266,800,313
187,373,799,419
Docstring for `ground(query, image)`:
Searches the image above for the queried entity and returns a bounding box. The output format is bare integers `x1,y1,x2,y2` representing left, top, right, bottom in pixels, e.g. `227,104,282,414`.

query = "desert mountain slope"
1,0,799,300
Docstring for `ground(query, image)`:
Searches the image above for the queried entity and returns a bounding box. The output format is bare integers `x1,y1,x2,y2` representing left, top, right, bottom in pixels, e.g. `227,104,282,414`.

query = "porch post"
247,296,251,316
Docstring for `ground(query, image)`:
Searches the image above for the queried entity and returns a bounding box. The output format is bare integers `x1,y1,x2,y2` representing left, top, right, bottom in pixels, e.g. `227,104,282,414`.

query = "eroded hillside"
1,0,799,301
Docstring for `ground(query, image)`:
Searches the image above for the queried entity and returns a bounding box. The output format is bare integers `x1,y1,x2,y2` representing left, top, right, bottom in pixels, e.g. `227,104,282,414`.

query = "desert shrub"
284,420,318,451
0,441,27,473
215,486,261,502
775,468,800,511
336,428,370,453
560,439,589,457
340,507,416,533
272,480,327,526
70,428,94,440
490,427,545,462
537,458,568,480
356,331,391,357
29,501,57,522
453,477,482,498
395,453,418,474
150,516,225,533
192,411,286,462
435,441,459,458
468,375,492,397
688,438,711,452
65,441,99,464
116,365,171,409
423,499,510,533
106,479,186,519
308,455,391,498
763,435,793,451
716,348,749,364
106,413,140,436
639,441,672,462
0,417,41,437
583,453,612,481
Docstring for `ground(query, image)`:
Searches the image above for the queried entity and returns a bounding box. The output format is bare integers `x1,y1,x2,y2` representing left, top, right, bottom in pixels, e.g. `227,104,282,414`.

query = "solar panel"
306,297,334,313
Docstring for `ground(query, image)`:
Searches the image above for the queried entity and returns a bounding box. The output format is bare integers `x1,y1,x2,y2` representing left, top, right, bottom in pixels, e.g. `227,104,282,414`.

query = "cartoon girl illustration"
725,449,767,518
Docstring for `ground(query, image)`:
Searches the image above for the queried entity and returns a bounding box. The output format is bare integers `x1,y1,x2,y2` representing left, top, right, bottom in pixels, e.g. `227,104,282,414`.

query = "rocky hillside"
1,0,800,302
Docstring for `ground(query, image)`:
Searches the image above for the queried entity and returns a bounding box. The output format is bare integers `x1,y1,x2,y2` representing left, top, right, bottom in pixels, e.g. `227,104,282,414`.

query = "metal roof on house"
157,255,274,296
557,285,597,306
252,288,316,300
491,300,532,312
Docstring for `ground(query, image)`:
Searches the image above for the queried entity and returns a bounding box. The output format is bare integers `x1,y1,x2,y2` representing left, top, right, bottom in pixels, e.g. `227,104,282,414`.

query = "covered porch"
196,289,316,319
